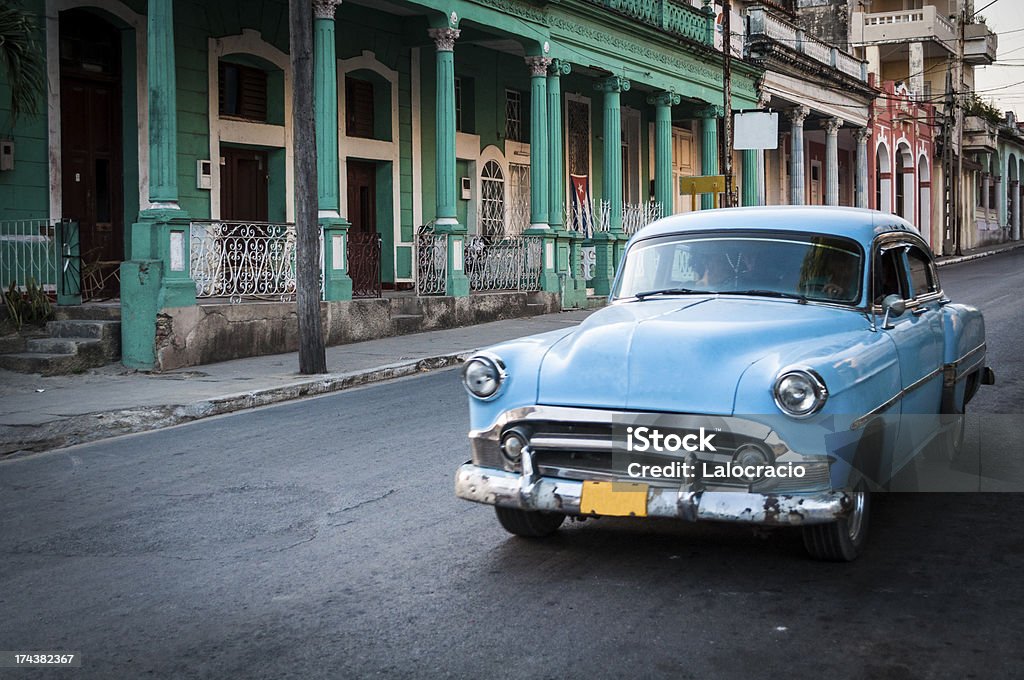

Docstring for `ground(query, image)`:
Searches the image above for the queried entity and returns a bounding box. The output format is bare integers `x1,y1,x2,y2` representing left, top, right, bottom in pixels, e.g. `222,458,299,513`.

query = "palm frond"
0,1,46,125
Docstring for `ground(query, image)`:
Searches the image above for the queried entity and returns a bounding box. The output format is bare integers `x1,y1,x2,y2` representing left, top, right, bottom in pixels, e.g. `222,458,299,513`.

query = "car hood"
537,297,868,415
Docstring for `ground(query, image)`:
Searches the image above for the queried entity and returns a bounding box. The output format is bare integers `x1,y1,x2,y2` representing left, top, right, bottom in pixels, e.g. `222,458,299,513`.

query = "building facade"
0,0,762,369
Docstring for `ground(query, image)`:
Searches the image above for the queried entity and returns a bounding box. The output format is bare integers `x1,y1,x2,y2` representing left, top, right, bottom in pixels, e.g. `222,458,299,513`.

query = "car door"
900,243,945,455
876,239,944,469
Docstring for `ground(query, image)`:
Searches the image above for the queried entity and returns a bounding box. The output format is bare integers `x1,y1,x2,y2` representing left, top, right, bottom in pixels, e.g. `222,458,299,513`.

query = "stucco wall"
153,291,560,371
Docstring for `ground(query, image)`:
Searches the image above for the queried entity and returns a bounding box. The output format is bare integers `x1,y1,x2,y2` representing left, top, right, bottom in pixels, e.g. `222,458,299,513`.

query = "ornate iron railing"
0,218,60,293
595,200,664,234
622,200,665,235
348,231,382,299
415,223,447,296
464,234,543,292
190,221,325,303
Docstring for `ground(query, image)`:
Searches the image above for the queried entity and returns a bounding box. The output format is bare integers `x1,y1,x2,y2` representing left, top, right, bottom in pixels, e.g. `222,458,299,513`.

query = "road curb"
935,242,1024,267
0,350,475,457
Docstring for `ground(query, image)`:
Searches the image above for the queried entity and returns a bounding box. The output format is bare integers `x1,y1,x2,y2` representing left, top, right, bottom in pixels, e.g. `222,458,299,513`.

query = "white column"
866,45,881,83
854,127,870,209
788,106,809,206
824,117,843,206
1011,180,1020,240
909,42,925,98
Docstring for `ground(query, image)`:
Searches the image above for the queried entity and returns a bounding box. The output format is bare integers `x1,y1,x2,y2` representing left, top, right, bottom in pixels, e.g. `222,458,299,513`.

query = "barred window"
505,90,524,142
480,161,506,239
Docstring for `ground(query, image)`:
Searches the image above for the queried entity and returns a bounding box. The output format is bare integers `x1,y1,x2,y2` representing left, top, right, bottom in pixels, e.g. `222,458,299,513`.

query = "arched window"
480,161,506,239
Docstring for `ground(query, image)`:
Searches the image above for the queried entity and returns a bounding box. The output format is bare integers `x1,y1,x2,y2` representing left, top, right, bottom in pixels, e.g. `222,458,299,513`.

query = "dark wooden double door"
60,10,123,297
347,161,381,297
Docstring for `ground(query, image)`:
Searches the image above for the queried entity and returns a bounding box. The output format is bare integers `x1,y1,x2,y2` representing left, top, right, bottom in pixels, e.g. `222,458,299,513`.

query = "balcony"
964,115,998,154
851,6,956,54
964,23,998,65
582,0,712,46
747,5,867,81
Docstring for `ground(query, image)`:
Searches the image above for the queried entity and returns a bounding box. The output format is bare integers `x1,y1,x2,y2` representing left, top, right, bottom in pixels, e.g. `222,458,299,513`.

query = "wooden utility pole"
290,0,327,374
955,0,966,255
721,0,735,207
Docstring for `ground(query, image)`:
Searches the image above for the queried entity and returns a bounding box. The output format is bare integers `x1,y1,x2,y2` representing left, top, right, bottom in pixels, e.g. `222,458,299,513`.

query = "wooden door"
220,148,269,222
60,10,123,297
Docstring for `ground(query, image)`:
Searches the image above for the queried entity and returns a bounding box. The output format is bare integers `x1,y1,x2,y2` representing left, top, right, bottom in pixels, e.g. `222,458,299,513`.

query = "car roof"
633,206,921,248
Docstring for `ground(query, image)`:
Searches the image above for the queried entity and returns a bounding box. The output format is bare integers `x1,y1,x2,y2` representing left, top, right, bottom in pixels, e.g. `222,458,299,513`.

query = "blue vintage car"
454,206,994,560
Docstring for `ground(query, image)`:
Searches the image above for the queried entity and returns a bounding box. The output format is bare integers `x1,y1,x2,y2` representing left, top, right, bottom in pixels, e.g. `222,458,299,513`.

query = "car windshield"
613,232,864,305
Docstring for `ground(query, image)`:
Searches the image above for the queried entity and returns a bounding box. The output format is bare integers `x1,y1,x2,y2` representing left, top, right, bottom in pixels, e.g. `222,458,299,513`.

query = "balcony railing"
851,6,956,53
582,0,712,46
747,5,867,82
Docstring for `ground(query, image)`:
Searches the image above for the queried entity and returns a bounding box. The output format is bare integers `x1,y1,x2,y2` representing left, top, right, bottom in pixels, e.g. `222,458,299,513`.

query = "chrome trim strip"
851,365,943,430
529,436,614,451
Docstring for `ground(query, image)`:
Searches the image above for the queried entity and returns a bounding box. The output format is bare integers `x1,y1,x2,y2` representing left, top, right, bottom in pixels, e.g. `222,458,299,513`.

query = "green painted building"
0,0,761,369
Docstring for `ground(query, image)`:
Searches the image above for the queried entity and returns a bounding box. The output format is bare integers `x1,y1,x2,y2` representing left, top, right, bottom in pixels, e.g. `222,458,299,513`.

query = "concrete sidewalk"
0,309,594,455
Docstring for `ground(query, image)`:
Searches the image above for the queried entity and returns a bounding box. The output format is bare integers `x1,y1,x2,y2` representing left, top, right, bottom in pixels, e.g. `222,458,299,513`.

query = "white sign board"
734,111,779,150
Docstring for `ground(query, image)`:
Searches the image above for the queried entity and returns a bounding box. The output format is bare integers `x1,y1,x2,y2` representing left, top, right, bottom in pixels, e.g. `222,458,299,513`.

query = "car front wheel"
495,506,565,538
801,487,870,562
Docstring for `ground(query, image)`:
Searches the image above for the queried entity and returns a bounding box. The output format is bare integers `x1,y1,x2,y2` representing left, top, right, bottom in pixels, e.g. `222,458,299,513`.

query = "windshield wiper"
632,287,704,300
718,289,809,304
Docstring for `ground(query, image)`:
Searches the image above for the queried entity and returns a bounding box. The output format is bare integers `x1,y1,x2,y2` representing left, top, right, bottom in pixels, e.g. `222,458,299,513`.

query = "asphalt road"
1,251,1022,679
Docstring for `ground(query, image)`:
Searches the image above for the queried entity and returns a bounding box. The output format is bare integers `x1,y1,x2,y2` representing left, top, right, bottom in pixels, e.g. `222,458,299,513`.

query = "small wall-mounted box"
0,139,14,171
460,176,471,200
197,159,213,189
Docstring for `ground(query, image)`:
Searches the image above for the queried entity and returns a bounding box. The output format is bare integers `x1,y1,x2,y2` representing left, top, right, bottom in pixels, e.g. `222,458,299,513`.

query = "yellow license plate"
580,480,648,517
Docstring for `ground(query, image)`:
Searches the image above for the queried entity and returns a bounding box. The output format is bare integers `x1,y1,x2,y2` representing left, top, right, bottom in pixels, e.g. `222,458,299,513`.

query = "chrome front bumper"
454,462,855,526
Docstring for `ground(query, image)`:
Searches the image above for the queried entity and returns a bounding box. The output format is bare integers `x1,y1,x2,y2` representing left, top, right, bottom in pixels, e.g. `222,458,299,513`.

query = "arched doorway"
875,143,891,213
895,143,914,223
59,8,124,298
918,155,931,247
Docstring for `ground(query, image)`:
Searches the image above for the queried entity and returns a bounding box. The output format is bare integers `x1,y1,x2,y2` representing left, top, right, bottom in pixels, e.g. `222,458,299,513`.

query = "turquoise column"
591,76,629,296
428,25,468,296
526,56,551,228
547,58,579,307
147,0,178,205
122,0,193,369
524,54,558,293
741,149,758,206
699,105,722,210
314,0,352,301
649,91,680,216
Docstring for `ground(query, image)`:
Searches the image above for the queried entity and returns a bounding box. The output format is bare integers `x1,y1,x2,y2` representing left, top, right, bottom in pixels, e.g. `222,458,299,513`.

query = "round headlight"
461,354,506,400
773,369,828,418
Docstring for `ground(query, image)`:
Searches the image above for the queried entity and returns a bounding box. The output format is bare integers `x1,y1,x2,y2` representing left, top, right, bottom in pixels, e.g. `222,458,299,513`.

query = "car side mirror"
881,294,905,329
882,295,906,317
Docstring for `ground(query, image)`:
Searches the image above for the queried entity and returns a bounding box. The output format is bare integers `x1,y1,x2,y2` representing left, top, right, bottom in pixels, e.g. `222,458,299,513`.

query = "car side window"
873,247,906,304
906,245,938,299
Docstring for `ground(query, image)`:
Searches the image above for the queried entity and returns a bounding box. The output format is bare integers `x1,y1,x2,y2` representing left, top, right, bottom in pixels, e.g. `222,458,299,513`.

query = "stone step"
0,352,83,377
26,337,84,354
47,319,119,341
55,304,121,321
392,314,424,335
